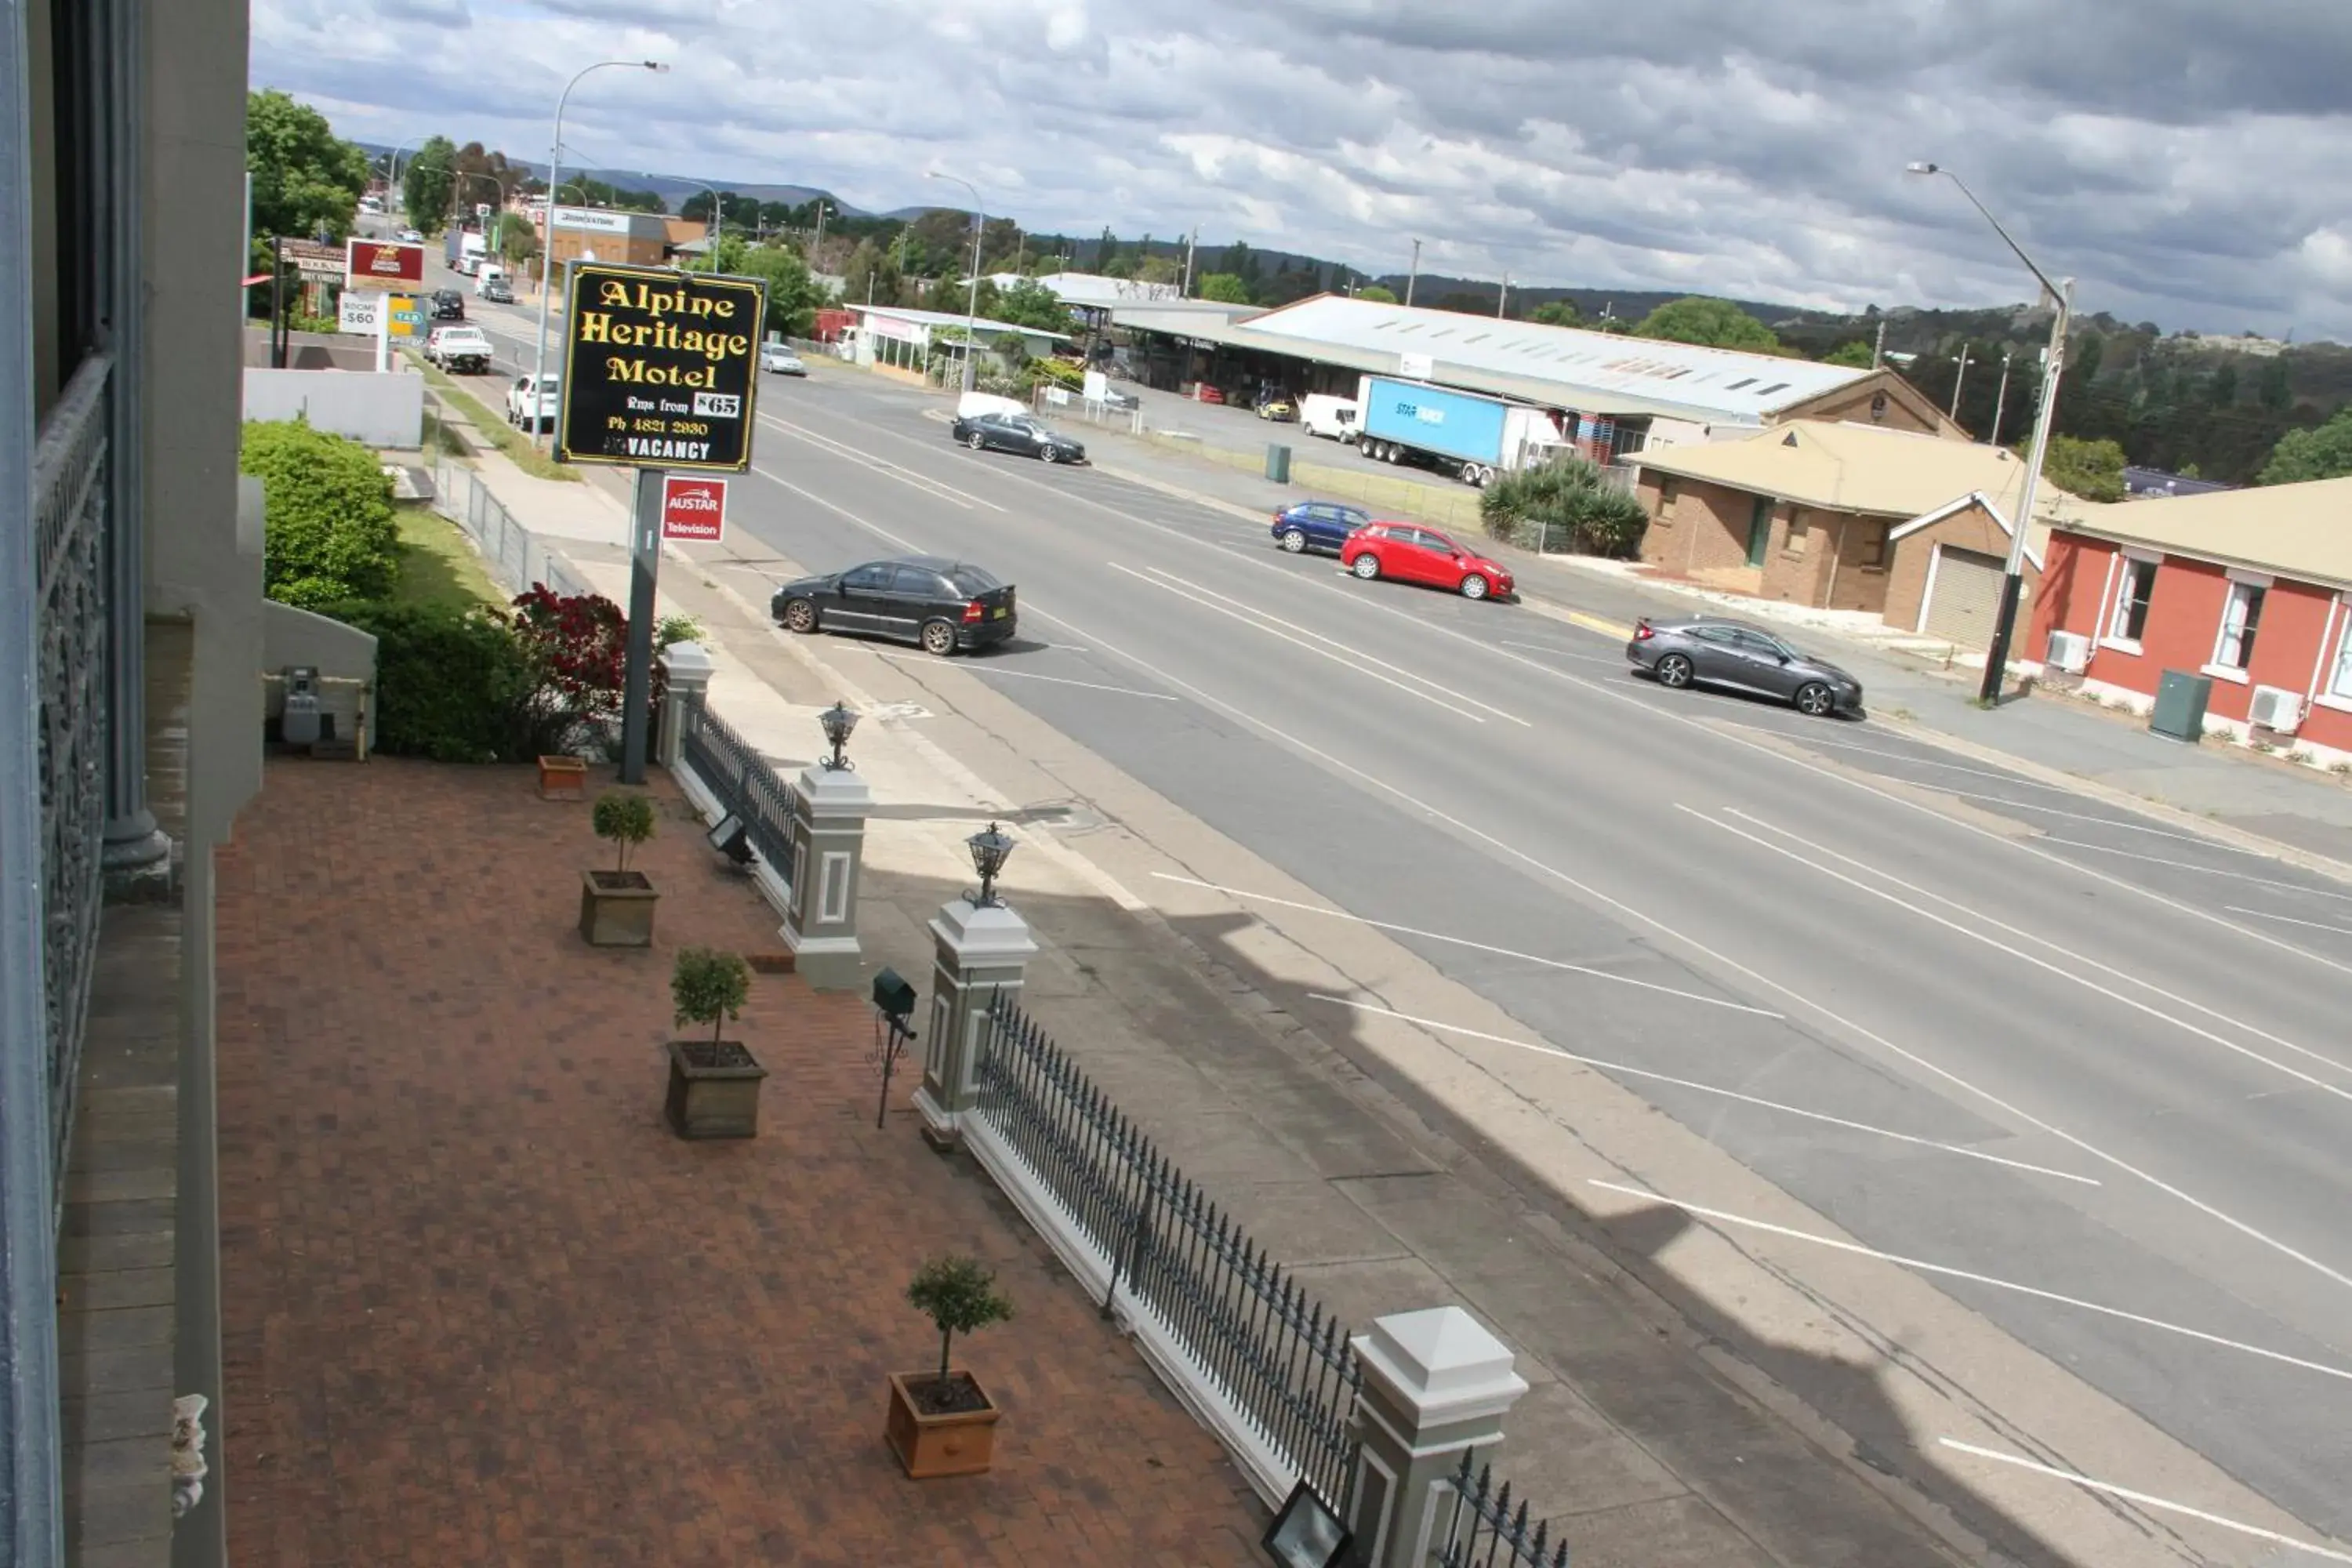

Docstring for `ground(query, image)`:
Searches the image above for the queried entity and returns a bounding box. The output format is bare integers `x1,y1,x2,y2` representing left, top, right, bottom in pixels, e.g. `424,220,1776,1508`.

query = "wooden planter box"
579,869,658,947
885,1371,1000,1479
538,754,589,800
664,1040,767,1140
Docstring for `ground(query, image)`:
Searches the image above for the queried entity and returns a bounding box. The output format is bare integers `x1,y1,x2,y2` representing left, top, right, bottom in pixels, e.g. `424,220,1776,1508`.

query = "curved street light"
926,169,985,391
529,59,670,449
1907,161,2074,706
648,173,727,270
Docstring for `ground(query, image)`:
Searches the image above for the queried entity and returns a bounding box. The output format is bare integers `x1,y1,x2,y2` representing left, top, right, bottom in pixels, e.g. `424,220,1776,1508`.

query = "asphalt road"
423,270,2352,1545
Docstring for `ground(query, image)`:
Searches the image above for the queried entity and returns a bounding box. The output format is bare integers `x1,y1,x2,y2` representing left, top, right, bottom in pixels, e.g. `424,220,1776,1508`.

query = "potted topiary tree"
663,947,766,1139
886,1255,1014,1479
580,789,658,946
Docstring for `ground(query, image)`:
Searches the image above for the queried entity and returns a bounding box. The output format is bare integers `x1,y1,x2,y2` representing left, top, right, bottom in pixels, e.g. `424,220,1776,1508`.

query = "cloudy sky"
253,0,2352,338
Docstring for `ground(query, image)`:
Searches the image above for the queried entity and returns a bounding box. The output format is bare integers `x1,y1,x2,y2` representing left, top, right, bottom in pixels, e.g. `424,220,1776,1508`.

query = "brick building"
2027,476,2352,767
1629,420,2079,646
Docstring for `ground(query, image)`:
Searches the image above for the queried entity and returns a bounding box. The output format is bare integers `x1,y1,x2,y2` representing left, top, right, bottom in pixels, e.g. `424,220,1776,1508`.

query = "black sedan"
771,557,1017,657
429,288,466,321
949,411,1086,464
1626,615,1864,717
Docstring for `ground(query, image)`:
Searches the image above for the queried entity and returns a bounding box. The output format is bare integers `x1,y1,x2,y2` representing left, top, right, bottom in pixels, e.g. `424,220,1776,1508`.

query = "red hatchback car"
1340,523,1515,602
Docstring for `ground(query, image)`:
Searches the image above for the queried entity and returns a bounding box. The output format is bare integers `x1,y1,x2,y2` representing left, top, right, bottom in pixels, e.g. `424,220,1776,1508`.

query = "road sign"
557,261,764,474
345,238,426,292
659,475,728,543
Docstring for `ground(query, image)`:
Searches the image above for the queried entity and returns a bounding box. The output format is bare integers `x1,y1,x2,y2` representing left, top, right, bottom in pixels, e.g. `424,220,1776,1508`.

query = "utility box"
1265,443,1291,485
280,665,322,747
2150,669,2210,742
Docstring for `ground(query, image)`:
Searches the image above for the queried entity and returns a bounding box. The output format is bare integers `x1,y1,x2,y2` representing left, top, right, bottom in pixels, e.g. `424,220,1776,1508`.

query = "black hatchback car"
430,288,465,321
771,557,1017,656
1626,615,1864,717
949,411,1086,464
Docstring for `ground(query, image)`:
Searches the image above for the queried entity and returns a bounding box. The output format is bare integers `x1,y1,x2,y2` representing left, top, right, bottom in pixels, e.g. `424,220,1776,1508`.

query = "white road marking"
1106,563,1493,724
1936,1440,2352,1564
746,465,920,553
1709,807,2352,1083
1587,1180,2352,1384
760,412,1008,512
1710,722,2093,793
1316,995,2097,1183
1149,872,1780,1016
2043,839,2352,905
1011,597,2352,1298
1911,787,2225,844
1497,637,1621,666
871,651,1178,701
1138,564,1533,727
2226,906,2352,938
1686,806,2352,1105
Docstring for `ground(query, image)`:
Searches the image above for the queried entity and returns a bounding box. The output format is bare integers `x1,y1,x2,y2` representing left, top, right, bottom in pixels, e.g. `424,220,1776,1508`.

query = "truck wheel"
1384,443,1402,464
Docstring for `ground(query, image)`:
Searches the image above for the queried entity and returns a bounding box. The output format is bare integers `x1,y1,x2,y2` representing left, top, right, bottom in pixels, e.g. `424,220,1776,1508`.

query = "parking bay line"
1149,872,1779,1016
2043,839,2352,905
1936,1440,2352,1565
870,651,1177,701
1587,1179,2352,1386
1690,805,2352,1095
1316,994,2097,1183
2226,906,2352,938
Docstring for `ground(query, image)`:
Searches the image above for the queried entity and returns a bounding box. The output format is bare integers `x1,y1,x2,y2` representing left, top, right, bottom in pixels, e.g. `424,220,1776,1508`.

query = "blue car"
1270,500,1373,555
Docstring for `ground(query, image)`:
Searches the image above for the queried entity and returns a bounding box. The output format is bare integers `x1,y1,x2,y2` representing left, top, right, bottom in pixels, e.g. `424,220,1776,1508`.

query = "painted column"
913,895,1036,1149
1348,1306,1530,1568
654,641,713,772
780,761,871,989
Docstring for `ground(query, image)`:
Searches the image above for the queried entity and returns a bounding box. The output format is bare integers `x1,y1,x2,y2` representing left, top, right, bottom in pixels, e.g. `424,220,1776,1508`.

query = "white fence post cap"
1356,1306,1529,1428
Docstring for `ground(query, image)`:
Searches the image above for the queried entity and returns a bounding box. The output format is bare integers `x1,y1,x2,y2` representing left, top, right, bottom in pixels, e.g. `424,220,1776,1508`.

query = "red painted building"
2029,476,2352,767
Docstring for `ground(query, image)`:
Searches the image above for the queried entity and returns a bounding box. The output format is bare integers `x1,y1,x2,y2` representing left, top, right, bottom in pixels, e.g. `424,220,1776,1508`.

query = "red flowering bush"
506,586,681,758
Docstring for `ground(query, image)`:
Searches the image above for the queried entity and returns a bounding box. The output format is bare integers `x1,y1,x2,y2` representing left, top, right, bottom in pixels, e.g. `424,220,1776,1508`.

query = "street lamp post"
1907,162,2074,706
811,200,831,273
528,59,670,450
652,176,726,270
927,170,985,391
458,172,508,271
386,137,421,210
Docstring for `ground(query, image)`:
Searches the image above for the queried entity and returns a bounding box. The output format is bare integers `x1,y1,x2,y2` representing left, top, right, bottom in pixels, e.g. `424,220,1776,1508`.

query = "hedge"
241,417,401,608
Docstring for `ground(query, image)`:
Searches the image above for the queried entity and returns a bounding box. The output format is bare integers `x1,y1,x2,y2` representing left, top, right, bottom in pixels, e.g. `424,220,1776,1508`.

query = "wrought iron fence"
1433,1454,1570,1568
429,456,593,601
32,355,113,1194
972,1004,1361,1511
675,694,796,891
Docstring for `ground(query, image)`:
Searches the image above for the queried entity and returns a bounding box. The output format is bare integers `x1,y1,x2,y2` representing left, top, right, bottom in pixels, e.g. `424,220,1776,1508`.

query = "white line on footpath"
1138,564,1534,727
1586,1180,2352,1385
1105,564,1494,724
2226,906,2352,937
1314,995,2098,1183
871,651,1177,701
2043,839,2352,904
1014,590,2352,1297
1936,1440,2352,1564
1704,807,2352,1085
1149,873,1780,1015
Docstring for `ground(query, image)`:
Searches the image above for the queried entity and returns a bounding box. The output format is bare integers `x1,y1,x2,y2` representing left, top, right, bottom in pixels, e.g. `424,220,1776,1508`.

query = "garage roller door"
1922,545,2010,646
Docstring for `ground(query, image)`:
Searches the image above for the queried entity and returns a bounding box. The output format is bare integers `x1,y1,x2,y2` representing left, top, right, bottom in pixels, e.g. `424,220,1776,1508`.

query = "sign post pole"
619,467,666,786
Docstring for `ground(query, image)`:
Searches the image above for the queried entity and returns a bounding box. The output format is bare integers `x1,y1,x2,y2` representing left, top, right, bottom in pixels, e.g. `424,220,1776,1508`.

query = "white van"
1300,394,1359,443
956,390,1027,423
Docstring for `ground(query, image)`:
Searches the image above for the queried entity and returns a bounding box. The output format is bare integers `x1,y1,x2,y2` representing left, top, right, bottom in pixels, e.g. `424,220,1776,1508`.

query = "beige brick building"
1632,421,2076,644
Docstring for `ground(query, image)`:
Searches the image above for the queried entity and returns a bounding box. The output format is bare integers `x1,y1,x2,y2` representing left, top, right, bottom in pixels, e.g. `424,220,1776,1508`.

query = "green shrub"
592,789,657,872
906,1256,1014,1389
241,418,401,606
1479,459,1651,558
318,600,534,762
670,947,750,1046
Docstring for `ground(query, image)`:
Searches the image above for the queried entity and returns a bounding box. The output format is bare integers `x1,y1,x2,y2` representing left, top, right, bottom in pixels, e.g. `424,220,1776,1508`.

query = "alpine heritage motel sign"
557,262,766,472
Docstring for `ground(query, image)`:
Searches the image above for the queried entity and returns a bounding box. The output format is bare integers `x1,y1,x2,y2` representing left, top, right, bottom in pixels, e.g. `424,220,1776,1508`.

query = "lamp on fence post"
778,701,874,989
914,822,1036,1152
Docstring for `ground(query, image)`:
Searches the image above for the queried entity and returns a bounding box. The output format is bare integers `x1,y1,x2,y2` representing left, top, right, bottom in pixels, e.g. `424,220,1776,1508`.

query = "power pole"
1948,345,1973,421
1871,318,1886,369
1182,225,1197,297
1405,238,1421,307
1497,273,1509,319
1988,350,2013,445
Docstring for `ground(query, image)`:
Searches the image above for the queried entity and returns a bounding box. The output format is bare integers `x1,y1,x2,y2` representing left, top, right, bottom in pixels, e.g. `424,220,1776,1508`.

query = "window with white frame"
2329,604,2352,700
2109,557,2155,642
2211,579,2267,671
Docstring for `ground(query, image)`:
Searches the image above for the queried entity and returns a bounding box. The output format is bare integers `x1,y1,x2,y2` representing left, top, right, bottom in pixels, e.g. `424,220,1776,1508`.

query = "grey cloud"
252,0,2352,338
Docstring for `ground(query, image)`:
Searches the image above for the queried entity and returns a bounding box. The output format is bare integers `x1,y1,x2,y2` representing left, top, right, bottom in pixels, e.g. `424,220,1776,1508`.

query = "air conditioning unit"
2045,629,2092,674
2249,684,2304,734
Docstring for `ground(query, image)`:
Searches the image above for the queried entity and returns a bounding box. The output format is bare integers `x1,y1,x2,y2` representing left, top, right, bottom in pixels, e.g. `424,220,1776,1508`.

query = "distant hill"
351,141,863,216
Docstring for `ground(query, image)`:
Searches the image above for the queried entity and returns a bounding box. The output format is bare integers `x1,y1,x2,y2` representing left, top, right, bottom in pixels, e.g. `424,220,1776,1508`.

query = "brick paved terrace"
215,757,1268,1566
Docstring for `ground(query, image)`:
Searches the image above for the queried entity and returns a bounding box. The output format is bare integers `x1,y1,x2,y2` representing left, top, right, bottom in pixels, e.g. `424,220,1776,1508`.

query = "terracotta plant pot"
579,869,657,947
537,754,588,800
664,1040,767,1140
885,1370,1000,1479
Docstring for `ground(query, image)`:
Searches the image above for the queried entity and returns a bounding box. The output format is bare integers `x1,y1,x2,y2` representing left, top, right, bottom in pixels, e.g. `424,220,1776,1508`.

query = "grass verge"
411,355,578,482
390,503,507,613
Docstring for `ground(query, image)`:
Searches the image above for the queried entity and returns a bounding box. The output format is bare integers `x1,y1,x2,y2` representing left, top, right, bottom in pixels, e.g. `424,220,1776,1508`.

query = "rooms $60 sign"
557,262,766,473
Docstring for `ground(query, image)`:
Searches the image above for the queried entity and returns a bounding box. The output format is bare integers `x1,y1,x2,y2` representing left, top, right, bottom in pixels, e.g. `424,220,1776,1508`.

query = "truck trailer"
1354,375,1565,488
443,227,488,275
